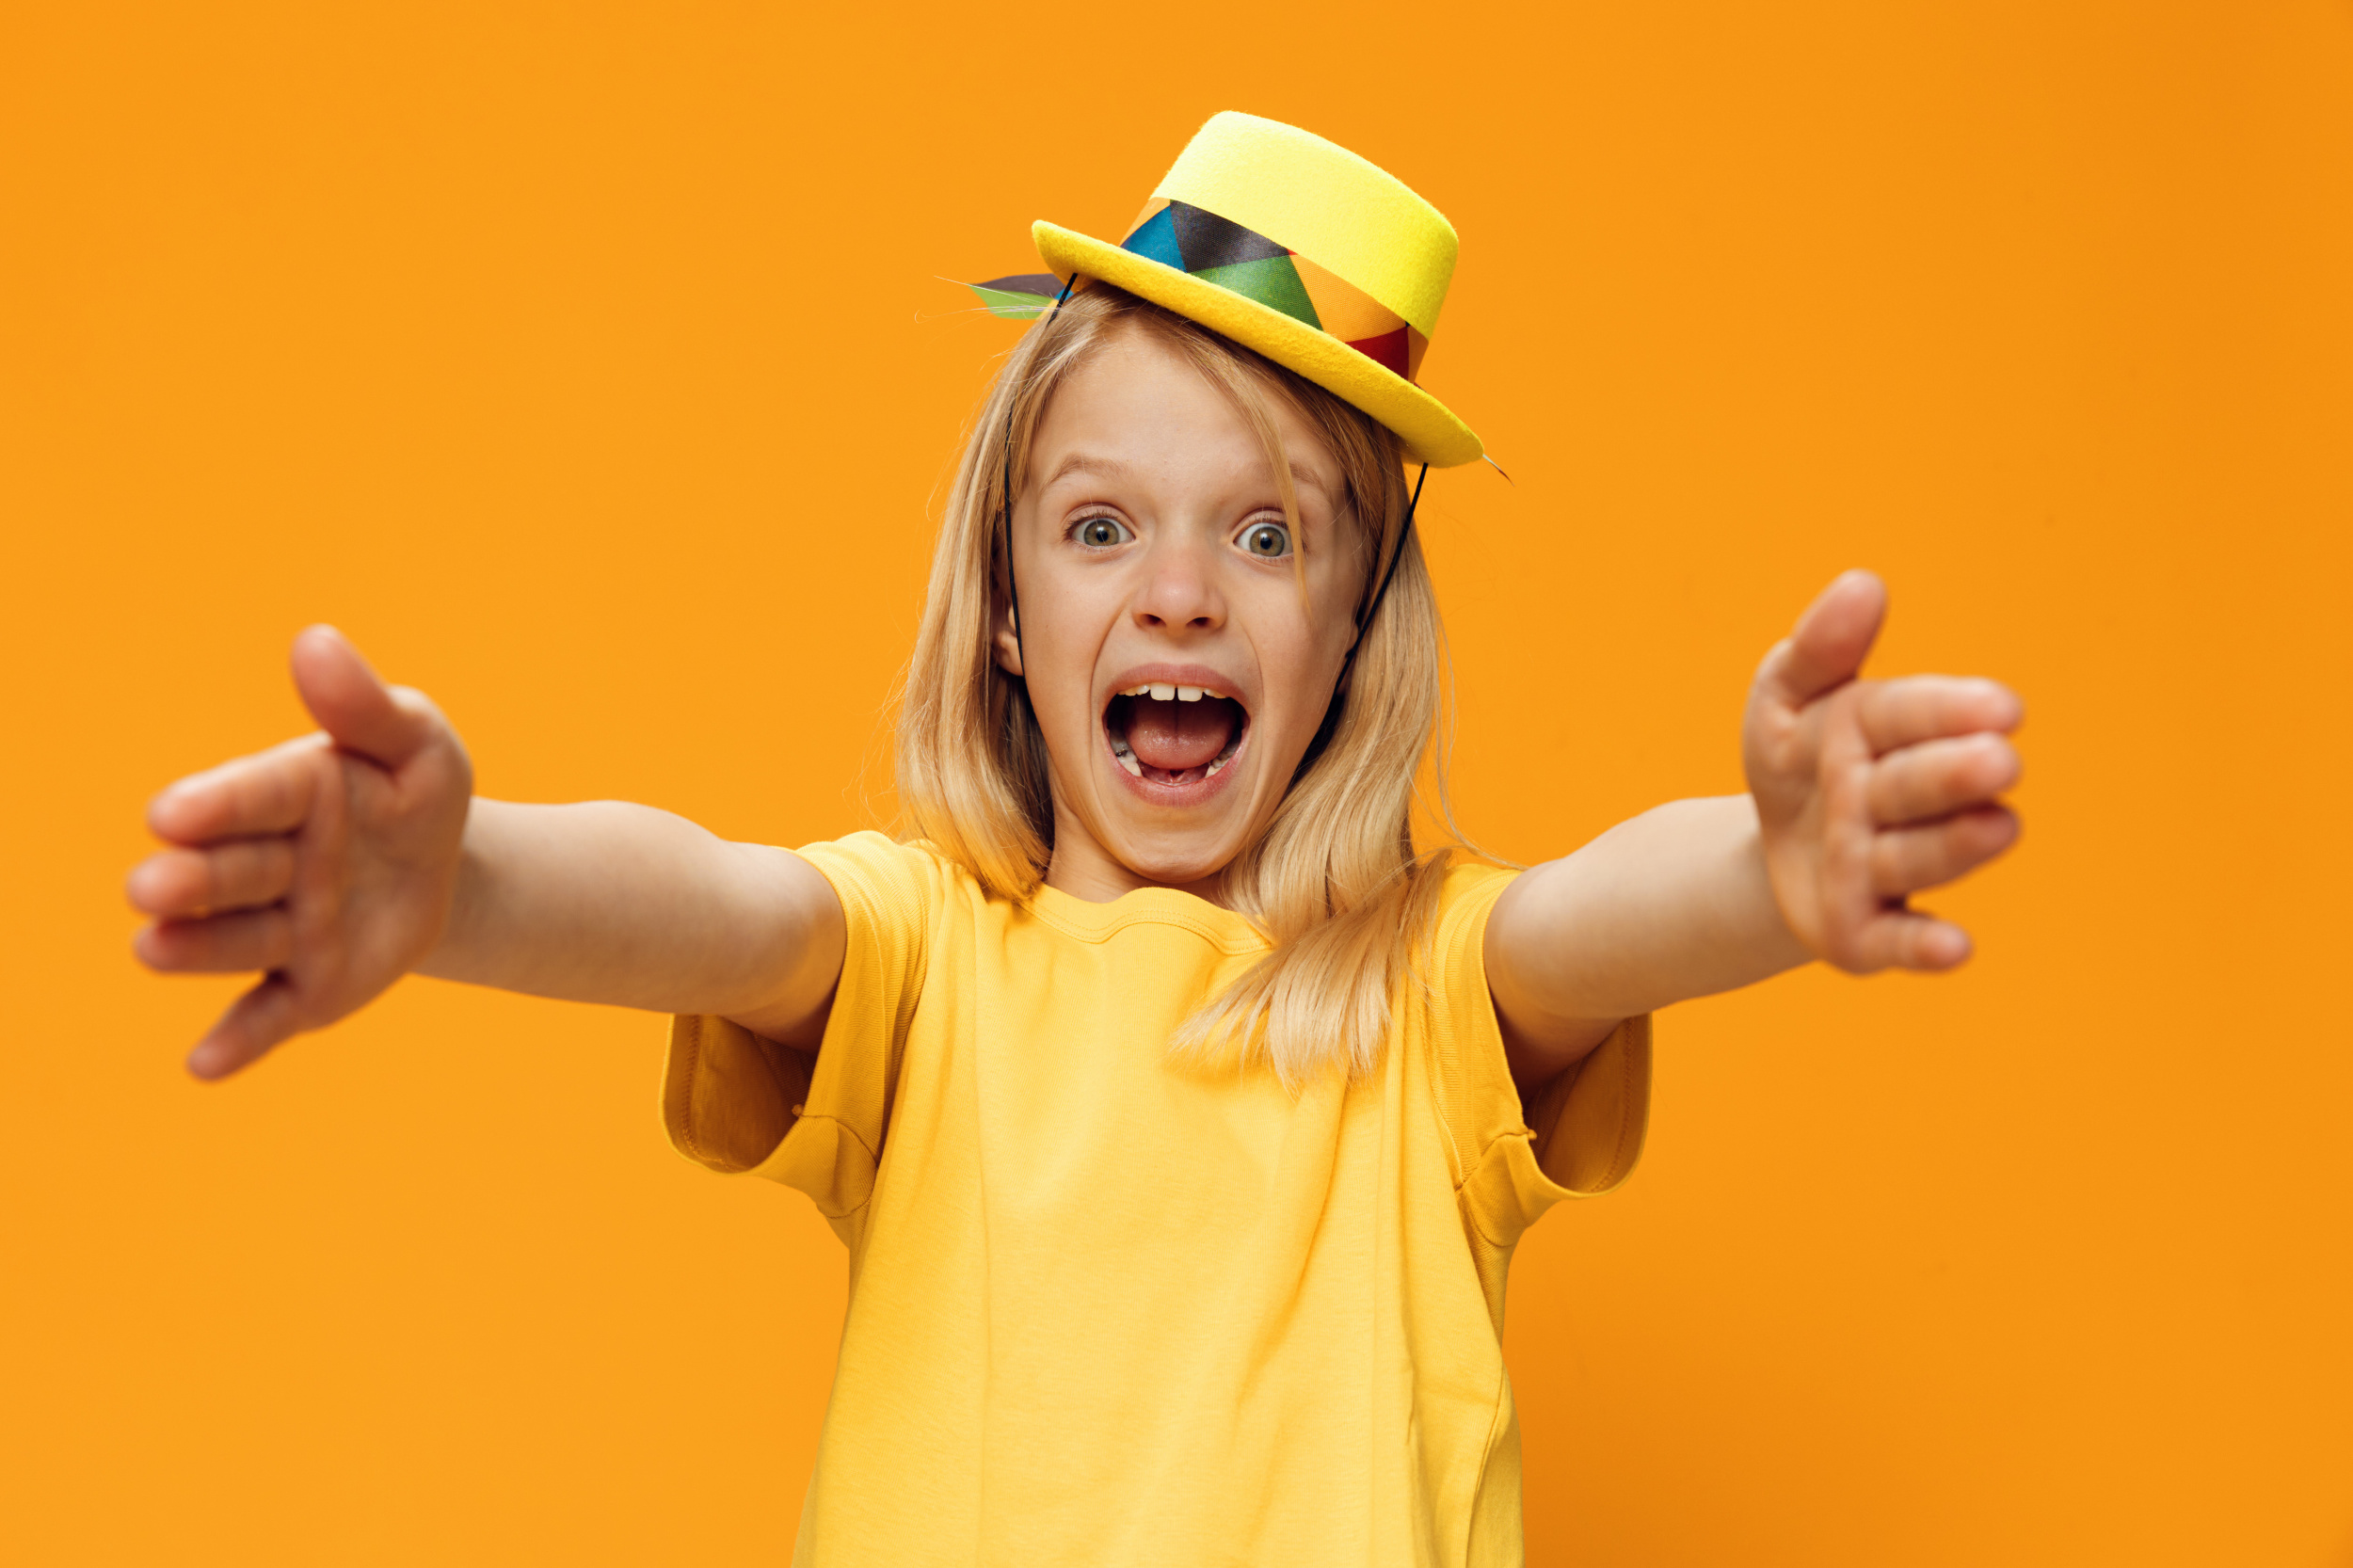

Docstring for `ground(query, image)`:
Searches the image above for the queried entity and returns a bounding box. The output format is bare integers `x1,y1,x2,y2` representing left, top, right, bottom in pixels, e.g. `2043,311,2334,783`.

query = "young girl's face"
996,326,1369,898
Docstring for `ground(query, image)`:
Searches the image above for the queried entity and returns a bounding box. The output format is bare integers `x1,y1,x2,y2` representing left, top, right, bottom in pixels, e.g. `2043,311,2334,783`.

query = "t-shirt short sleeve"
1424,861,1654,1252
661,831,944,1224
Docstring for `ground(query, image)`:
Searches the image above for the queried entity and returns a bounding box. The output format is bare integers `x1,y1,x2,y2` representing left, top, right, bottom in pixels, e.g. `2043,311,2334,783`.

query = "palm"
279,733,469,1022
1743,572,2023,973
128,628,472,1077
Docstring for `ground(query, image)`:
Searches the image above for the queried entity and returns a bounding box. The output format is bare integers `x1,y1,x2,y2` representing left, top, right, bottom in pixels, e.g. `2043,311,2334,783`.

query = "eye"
1239,520,1292,559
1073,516,1132,548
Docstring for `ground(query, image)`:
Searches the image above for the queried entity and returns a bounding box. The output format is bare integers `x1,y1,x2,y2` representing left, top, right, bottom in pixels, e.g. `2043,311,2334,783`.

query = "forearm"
1488,795,1810,1035
422,799,841,1030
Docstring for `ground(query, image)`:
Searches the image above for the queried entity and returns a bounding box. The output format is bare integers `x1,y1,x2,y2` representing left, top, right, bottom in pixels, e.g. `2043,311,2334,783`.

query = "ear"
991,596,1024,679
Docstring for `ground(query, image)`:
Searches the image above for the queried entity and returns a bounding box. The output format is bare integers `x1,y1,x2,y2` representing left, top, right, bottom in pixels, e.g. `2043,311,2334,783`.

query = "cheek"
1288,541,1369,656
1278,548,1363,647
1244,594,1354,735
1012,581,1113,732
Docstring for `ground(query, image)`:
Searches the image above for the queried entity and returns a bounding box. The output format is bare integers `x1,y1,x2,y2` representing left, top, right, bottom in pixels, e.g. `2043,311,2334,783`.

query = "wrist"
419,796,493,981
1737,798,1817,974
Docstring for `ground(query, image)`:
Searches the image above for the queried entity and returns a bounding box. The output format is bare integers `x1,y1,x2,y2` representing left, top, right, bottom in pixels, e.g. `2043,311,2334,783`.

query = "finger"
133,908,295,974
147,738,322,845
187,976,307,1080
1854,675,2024,755
290,625,440,769
126,838,297,918
1867,734,2023,824
1753,570,1887,710
1871,806,2022,897
1840,908,1975,973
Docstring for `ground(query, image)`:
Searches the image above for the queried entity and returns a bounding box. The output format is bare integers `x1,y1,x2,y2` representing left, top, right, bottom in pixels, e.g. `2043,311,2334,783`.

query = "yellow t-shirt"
663,832,1651,1567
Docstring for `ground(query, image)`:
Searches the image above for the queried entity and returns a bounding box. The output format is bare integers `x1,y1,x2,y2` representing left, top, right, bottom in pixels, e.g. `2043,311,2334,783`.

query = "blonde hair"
895,285,1465,1085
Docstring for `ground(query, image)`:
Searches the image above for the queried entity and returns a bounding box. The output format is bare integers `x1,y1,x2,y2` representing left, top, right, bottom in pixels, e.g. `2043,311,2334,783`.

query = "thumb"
1755,569,1887,709
288,625,438,768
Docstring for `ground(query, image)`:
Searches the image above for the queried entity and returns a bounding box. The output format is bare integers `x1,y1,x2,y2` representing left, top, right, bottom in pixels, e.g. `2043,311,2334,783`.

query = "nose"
1132,533,1225,634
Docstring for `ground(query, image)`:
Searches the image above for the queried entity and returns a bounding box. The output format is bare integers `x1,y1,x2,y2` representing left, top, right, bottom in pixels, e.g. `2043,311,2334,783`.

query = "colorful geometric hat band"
964,201,1433,387
1116,199,1429,383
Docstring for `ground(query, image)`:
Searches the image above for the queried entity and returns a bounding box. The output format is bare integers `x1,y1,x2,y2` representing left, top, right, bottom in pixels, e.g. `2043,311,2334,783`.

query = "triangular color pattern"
1345,328,1412,379
1121,204,1185,272
1192,255,1321,331
1168,200,1289,271
1110,199,1426,384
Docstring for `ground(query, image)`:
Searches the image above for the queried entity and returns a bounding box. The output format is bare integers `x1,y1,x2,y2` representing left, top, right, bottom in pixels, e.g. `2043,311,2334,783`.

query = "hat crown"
1150,113,1457,340
1027,111,1481,464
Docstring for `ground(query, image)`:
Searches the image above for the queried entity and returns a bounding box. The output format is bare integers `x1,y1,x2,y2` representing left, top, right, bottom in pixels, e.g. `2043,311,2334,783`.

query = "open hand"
1744,571,2022,972
127,628,473,1079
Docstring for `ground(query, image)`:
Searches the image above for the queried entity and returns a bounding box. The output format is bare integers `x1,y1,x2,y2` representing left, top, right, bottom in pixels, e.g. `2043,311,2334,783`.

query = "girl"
126,113,2024,1565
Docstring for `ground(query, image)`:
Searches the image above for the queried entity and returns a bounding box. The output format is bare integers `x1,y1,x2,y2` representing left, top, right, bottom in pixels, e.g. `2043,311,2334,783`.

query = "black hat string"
1348,459,1429,665
1299,458,1428,770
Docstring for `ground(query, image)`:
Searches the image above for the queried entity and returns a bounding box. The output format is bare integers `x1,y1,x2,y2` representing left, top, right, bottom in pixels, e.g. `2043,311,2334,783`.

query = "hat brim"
1032,220,1482,469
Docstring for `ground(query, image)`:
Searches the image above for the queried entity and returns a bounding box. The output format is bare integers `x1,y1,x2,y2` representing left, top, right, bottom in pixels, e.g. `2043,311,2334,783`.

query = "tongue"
1127,696,1235,773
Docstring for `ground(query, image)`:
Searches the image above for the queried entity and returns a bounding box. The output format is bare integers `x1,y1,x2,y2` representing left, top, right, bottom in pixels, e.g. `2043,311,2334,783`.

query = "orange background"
5,3,2349,1562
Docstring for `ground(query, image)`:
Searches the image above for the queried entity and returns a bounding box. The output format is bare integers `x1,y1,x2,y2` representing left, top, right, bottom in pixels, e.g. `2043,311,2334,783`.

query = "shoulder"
1430,858,1519,968
1437,857,1516,909
792,831,975,925
1412,857,1521,1126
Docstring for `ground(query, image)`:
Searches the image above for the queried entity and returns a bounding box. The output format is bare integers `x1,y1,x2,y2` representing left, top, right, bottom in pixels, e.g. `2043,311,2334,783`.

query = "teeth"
1149,683,1176,700
1117,752,1143,777
1176,685,1202,701
1122,685,1148,696
1207,758,1227,776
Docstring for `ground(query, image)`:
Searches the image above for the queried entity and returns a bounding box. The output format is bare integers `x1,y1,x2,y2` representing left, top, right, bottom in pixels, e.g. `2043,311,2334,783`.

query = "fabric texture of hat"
1029,112,1481,468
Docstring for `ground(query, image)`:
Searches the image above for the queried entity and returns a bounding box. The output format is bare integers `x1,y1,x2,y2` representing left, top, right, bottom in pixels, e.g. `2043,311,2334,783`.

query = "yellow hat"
1030,112,1481,468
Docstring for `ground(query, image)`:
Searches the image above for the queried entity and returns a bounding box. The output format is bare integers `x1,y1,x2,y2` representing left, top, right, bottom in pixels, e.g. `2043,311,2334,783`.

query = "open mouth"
1103,682,1248,788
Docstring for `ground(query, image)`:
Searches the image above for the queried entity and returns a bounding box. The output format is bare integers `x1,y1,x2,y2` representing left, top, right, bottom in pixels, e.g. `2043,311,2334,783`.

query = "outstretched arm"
128,628,843,1080
1485,571,2024,1089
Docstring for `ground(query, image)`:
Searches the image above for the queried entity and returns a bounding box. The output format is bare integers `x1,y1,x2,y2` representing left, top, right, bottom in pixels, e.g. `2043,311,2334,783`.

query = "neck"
1041,807,1232,906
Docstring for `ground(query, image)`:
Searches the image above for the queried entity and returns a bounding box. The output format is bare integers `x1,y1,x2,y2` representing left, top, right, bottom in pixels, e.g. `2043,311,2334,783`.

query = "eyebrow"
1044,452,1132,488
1041,450,1336,503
